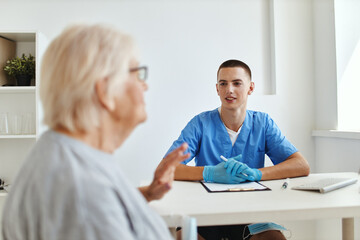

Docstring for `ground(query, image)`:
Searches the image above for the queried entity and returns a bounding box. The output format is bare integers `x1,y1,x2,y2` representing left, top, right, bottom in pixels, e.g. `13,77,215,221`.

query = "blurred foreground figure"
2,24,188,240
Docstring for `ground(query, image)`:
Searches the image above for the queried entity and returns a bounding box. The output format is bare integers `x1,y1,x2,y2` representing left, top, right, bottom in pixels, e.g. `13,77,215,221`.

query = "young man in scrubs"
165,59,310,240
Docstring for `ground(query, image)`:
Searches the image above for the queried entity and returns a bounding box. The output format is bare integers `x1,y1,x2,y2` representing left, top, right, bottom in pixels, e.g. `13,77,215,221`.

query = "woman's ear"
95,78,115,111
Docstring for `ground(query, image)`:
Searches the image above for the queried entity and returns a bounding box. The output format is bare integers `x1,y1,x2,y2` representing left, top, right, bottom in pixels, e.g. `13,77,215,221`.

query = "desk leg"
169,227,177,239
342,218,354,240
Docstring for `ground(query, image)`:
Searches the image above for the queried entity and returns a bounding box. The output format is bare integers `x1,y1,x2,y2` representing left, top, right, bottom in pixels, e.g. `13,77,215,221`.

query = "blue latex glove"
203,162,247,184
241,165,262,181
224,155,245,176
224,155,262,181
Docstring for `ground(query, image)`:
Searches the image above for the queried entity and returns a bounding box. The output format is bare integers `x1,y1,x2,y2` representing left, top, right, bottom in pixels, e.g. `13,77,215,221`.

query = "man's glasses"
129,66,148,82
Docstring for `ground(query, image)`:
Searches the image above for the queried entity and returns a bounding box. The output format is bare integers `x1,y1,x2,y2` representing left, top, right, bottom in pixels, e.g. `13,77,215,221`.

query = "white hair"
40,24,137,132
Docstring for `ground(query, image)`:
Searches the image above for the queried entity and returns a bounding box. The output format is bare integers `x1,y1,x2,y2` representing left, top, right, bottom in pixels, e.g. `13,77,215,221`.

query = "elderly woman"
2,24,189,240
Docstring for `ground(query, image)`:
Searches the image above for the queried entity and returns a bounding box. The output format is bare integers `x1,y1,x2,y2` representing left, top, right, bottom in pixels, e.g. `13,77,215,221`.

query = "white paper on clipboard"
201,181,270,192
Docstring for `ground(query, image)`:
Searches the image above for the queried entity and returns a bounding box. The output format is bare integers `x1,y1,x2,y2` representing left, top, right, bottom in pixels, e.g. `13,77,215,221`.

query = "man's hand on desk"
224,156,262,182
203,162,248,184
139,143,190,202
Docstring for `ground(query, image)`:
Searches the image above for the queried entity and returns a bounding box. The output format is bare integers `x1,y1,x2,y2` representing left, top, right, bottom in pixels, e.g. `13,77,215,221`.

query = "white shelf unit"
0,31,47,187
0,86,36,93
0,135,36,139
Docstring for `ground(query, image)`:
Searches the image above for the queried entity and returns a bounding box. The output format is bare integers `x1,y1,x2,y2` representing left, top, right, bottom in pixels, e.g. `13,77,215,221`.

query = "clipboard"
200,181,271,193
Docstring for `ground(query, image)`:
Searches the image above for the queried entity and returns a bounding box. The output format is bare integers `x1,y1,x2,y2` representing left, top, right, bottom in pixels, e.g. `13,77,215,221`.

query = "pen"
282,178,290,189
220,155,248,177
220,155,228,162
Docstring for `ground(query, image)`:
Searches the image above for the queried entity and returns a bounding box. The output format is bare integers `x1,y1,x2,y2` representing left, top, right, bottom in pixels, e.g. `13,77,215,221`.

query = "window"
335,0,360,131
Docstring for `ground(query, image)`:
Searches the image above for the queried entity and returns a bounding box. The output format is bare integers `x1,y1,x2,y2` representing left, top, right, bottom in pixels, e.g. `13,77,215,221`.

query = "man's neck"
220,106,246,132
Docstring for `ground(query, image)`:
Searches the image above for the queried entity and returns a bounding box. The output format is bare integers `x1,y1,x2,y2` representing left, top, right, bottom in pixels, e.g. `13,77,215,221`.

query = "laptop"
291,177,358,193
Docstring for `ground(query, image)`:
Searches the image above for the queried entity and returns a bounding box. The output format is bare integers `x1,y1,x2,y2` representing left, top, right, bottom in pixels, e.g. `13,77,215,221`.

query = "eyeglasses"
129,66,148,82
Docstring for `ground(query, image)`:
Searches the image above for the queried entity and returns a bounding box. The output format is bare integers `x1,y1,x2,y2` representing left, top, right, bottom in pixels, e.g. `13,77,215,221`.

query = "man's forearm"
174,164,205,181
260,152,310,180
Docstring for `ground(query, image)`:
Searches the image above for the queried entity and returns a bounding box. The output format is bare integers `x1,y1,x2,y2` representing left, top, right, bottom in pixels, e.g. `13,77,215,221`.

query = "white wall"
313,0,338,131
0,0,316,186
5,0,360,239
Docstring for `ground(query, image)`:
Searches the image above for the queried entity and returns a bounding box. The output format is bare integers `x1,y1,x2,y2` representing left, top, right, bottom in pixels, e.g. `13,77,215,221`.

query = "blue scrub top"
165,109,297,168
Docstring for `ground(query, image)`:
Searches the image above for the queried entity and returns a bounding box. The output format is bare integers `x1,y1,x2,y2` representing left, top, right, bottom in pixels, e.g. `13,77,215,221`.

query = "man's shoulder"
247,110,270,120
188,109,218,122
246,110,275,129
185,109,218,130
197,108,218,118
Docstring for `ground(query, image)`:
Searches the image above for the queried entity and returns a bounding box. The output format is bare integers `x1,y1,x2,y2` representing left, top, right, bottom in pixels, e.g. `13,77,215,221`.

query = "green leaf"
3,54,35,77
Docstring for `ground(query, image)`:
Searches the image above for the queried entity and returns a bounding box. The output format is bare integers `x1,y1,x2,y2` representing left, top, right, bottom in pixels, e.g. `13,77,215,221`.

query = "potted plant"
3,54,35,86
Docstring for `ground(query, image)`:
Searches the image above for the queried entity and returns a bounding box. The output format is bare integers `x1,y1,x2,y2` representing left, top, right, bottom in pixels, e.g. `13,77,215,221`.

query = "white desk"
150,172,360,240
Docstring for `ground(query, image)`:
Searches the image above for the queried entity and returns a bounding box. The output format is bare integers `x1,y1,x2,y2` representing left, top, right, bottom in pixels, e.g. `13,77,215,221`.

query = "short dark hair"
217,59,252,80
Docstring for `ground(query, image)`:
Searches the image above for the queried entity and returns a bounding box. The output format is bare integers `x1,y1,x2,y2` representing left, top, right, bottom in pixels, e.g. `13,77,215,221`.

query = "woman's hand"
139,143,189,202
